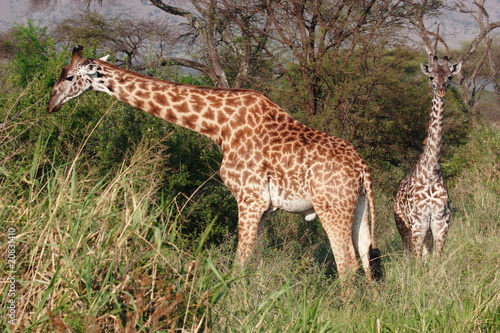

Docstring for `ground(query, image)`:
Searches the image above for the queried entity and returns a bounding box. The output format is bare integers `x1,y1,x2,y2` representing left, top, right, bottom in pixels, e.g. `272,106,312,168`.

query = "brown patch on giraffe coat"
217,111,229,124
164,109,178,123
126,82,137,92
134,98,145,110
190,94,207,107
151,83,163,92
242,93,258,106
237,145,248,158
230,108,247,127
200,121,218,136
223,106,234,116
181,114,199,128
177,102,190,113
281,142,293,155
138,81,149,91
225,97,243,107
232,127,251,147
154,93,168,106
106,81,115,93
119,90,131,102
117,75,128,85
220,125,231,141
207,95,223,108
203,108,215,121
190,101,205,114
148,101,161,117
136,90,150,99
246,109,258,127
245,138,254,152
264,121,278,130
167,92,180,103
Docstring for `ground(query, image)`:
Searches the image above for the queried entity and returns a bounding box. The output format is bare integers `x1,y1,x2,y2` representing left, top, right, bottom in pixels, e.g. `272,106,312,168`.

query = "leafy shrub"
7,20,56,88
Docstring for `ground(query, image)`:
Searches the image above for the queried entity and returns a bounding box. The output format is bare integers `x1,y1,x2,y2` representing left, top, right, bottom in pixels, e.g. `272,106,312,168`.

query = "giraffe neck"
92,60,231,144
416,94,445,180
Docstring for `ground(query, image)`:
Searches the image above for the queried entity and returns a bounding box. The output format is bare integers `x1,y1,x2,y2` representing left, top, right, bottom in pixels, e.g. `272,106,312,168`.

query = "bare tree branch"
457,23,500,64
463,37,492,107
410,0,500,108
161,57,222,86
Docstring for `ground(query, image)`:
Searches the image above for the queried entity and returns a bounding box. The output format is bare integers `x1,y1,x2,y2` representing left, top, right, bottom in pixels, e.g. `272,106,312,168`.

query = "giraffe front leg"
219,161,270,266
235,199,270,266
395,212,413,255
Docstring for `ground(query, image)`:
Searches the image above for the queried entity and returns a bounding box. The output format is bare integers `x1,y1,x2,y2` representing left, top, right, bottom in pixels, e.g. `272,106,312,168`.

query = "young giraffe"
394,55,462,258
48,45,382,280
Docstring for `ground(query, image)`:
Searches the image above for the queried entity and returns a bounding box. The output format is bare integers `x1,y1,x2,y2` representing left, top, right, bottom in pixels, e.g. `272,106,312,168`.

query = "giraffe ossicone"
48,45,382,281
394,55,461,259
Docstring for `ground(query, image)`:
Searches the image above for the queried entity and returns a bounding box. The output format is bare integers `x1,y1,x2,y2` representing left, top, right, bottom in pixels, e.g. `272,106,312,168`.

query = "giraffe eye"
66,75,74,81
429,77,434,81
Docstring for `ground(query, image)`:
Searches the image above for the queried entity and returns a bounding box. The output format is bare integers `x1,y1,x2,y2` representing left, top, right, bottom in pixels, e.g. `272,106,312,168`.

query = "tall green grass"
0,115,235,331
1,103,498,332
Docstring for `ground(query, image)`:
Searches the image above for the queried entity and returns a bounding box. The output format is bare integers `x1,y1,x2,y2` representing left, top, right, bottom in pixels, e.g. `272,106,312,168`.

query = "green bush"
7,20,56,88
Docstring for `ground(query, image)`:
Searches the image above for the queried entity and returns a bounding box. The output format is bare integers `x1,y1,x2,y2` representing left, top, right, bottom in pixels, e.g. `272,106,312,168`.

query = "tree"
29,0,274,89
148,0,231,87
52,10,175,69
406,0,500,108
258,0,409,116
148,0,274,89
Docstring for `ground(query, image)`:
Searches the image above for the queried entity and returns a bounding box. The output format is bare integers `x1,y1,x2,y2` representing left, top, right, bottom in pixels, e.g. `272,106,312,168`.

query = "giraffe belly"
268,181,316,220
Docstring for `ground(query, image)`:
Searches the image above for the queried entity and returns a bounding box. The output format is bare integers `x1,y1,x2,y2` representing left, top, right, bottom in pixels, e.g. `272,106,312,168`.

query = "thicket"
0,21,498,332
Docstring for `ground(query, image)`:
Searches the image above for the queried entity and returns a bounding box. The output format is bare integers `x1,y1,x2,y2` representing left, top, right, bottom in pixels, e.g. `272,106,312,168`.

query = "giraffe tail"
363,169,384,281
369,245,383,281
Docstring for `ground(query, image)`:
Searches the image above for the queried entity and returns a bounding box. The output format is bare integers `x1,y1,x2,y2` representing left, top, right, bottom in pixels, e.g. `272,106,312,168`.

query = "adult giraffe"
48,45,382,280
394,55,462,259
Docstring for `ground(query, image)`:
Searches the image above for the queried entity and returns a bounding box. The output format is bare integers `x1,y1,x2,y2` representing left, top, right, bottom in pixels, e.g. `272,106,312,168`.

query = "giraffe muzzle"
47,99,63,113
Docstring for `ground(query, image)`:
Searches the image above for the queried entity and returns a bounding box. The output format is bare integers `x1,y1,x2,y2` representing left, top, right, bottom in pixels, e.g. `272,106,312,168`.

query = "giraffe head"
420,56,462,99
48,45,109,113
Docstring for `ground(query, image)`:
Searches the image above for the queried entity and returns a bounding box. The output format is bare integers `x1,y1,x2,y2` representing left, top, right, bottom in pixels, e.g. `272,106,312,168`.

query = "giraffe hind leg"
395,213,413,255
430,214,450,256
410,217,430,259
314,200,358,282
422,229,433,258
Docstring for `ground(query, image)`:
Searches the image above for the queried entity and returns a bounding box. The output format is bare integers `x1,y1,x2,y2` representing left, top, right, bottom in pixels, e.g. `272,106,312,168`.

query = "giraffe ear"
99,55,110,62
449,63,462,76
420,63,431,76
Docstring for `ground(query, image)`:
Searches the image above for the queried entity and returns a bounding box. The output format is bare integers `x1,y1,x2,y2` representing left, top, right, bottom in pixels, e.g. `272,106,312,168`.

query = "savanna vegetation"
1,0,498,332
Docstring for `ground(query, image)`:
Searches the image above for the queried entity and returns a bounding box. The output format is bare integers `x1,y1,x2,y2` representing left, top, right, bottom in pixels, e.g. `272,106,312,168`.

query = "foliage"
6,20,56,88
1,123,497,331
280,48,471,185
160,127,237,243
